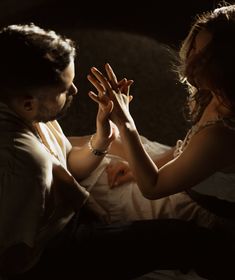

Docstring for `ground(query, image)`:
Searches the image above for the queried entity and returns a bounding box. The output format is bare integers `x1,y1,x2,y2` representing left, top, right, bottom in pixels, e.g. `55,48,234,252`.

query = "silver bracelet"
88,134,108,156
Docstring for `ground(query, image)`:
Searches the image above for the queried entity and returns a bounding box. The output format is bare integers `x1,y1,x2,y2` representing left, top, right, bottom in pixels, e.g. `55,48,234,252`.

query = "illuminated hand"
87,63,134,129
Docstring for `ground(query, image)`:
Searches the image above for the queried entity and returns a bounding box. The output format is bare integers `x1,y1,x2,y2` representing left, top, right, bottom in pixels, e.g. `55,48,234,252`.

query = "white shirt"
0,102,73,260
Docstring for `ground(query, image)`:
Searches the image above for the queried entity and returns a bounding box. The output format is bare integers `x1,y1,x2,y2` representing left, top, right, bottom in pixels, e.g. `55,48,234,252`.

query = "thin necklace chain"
33,123,60,161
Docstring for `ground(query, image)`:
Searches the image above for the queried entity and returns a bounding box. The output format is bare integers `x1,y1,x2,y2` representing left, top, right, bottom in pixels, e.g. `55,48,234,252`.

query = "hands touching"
87,64,161,199
87,63,134,132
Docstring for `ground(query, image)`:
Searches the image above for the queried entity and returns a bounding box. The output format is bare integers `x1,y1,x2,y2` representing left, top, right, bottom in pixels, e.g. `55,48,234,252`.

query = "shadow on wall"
59,28,189,146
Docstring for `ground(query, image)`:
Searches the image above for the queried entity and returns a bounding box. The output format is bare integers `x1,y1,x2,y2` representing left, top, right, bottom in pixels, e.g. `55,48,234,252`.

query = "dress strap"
173,119,223,158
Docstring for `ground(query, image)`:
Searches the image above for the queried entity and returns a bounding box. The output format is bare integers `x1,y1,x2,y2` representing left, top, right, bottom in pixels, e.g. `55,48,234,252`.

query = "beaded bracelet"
88,134,108,156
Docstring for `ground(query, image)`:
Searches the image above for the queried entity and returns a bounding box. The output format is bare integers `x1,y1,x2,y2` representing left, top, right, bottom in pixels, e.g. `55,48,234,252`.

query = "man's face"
35,61,77,122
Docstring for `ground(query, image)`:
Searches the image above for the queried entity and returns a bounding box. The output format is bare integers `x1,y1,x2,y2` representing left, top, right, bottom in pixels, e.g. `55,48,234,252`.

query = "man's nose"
70,83,78,96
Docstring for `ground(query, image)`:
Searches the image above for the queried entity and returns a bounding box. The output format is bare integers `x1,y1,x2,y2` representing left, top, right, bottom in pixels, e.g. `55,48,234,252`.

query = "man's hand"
87,63,134,137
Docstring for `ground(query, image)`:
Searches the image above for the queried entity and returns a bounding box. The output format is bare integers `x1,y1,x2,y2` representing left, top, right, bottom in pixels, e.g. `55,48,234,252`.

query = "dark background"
0,0,231,47
1,0,234,145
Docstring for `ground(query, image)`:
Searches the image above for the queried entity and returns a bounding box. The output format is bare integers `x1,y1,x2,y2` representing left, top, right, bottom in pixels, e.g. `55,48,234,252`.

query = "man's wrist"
88,134,111,156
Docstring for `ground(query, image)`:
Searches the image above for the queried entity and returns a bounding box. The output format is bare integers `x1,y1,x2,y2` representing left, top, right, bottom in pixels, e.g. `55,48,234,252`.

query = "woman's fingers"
88,91,113,119
88,65,134,101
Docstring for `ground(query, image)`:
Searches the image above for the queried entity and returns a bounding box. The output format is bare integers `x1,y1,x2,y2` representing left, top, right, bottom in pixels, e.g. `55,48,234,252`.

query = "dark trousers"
10,217,235,280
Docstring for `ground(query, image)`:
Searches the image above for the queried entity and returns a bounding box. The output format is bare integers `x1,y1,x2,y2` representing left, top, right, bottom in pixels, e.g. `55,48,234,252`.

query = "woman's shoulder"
188,122,235,166
191,121,235,145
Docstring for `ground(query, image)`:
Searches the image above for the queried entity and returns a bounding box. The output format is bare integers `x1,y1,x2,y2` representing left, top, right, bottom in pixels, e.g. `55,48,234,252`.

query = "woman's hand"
106,161,135,188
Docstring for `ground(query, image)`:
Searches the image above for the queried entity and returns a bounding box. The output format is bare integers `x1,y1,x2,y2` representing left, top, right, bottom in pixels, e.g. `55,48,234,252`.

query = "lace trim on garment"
173,119,224,158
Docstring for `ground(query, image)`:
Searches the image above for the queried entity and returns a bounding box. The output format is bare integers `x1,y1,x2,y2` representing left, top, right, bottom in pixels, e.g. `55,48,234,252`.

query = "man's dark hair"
0,23,76,100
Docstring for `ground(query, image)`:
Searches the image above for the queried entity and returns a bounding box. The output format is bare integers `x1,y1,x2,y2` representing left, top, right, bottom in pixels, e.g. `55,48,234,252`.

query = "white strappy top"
174,119,235,202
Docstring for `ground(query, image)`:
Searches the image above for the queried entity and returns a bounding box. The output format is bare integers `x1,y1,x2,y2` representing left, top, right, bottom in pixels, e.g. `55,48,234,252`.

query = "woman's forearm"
119,123,159,198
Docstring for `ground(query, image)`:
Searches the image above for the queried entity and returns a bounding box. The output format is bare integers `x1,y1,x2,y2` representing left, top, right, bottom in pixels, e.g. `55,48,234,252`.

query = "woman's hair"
179,4,235,124
0,23,76,100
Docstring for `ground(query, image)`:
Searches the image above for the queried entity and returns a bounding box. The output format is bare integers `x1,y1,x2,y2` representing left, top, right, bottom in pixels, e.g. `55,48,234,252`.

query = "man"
0,23,116,277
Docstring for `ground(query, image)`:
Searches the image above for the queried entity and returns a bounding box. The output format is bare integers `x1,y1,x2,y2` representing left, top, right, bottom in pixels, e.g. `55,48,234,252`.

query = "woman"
88,4,235,234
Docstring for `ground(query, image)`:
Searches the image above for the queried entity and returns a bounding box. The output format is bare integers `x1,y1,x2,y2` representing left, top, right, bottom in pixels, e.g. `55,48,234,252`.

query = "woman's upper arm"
152,147,175,168
151,126,232,199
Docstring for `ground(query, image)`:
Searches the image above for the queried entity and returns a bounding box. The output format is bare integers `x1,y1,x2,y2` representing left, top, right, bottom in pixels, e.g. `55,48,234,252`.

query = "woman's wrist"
118,121,137,136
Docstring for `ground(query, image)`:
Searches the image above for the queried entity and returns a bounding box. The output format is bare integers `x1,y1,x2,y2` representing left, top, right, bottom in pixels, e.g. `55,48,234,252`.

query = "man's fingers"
88,92,113,119
91,67,113,94
105,63,118,91
87,74,105,94
88,91,99,103
118,79,133,87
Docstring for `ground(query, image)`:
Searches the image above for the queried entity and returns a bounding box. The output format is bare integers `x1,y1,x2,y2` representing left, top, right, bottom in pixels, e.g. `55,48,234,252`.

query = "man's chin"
55,102,72,119
54,110,67,120
36,99,73,122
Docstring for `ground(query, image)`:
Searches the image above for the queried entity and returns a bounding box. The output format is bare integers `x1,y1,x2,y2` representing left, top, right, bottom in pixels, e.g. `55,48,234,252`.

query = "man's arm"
67,133,113,180
68,135,126,161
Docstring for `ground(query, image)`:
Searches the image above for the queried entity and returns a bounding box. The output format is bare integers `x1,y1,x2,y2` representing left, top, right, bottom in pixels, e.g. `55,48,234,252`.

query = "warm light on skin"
34,60,78,122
